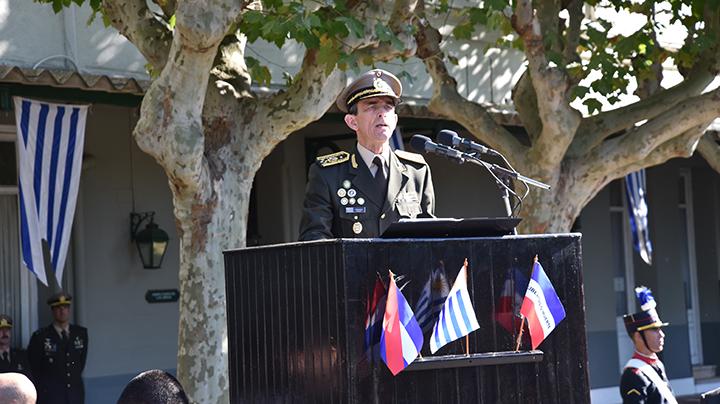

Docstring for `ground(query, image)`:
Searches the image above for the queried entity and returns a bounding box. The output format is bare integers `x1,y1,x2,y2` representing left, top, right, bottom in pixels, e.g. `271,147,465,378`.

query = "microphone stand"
460,153,550,235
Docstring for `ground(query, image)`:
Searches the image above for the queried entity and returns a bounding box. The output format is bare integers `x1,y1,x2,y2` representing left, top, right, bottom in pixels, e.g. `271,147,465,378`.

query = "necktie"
372,156,388,203
61,330,68,341
2,351,8,364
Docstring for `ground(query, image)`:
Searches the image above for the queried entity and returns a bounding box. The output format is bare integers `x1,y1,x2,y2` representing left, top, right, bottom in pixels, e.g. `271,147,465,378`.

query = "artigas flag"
380,271,423,375
519,261,566,349
14,97,88,286
430,260,480,354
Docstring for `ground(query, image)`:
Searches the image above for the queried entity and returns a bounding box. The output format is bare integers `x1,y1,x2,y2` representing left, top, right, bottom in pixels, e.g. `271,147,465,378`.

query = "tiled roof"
0,65,148,95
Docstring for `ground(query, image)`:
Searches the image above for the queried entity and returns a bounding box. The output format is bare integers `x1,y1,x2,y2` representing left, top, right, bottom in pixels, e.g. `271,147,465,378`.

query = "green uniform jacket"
299,147,435,240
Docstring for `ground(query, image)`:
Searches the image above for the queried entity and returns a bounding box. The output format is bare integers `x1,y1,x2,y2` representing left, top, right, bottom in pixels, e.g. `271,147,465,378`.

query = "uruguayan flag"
14,97,88,286
430,262,480,354
415,262,449,333
625,170,652,265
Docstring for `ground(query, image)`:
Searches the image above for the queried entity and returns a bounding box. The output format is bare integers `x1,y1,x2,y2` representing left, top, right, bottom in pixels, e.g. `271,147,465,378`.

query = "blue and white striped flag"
625,170,652,265
14,97,88,286
415,262,449,333
430,260,480,354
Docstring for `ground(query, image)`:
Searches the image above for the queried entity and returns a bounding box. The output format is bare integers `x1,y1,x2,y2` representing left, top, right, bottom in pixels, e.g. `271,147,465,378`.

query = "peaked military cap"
0,314,12,329
47,291,72,307
623,286,668,336
336,69,402,113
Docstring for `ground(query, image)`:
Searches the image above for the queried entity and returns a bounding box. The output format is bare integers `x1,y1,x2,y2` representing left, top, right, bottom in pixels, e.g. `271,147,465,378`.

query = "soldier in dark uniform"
0,315,31,378
299,69,435,240
620,287,675,404
27,292,88,404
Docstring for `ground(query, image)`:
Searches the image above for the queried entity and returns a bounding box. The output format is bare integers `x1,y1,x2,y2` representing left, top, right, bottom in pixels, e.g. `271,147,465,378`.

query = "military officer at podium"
299,69,435,240
28,292,88,404
0,315,31,378
620,287,675,404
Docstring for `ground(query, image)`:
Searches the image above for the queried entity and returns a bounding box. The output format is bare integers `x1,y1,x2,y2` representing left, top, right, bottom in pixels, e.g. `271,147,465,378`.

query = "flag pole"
515,255,538,351
464,258,470,356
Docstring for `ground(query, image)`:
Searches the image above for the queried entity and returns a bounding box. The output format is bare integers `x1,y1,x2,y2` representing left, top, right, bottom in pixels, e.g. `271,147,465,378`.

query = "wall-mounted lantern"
130,211,169,269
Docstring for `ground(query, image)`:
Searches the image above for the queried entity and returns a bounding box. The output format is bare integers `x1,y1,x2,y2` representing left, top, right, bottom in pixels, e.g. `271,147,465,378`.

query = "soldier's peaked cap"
47,291,72,307
0,314,12,329
336,69,402,113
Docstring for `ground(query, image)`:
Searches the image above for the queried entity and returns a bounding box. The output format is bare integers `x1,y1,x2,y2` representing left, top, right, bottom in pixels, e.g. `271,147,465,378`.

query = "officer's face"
51,305,70,324
0,328,10,347
345,97,398,150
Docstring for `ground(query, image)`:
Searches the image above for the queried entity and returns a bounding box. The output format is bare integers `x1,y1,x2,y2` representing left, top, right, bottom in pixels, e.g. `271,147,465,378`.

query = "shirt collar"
53,324,69,336
356,142,390,171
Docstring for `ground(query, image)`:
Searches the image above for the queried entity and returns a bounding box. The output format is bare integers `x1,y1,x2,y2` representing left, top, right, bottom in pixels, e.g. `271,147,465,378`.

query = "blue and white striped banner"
14,97,88,286
625,169,653,265
430,262,480,354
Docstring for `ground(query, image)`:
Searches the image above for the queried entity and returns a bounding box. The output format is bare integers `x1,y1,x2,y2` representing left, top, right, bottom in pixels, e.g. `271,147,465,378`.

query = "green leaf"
338,17,364,39
452,22,475,40
168,15,176,30
571,85,590,100
584,98,603,115
374,23,393,42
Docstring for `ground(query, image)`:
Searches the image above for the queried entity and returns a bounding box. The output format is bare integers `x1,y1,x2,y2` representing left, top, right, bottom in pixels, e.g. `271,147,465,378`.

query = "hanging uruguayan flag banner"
14,97,88,286
625,170,652,265
430,261,480,354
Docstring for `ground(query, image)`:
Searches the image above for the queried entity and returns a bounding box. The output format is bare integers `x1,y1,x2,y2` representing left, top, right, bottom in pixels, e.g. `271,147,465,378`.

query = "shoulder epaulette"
395,149,427,165
316,151,350,167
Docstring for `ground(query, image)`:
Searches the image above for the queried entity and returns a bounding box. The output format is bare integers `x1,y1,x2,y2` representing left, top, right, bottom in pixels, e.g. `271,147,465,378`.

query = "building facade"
0,1,719,402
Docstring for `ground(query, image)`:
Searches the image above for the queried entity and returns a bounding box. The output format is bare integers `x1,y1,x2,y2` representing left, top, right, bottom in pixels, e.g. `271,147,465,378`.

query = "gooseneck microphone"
410,135,465,163
436,129,500,156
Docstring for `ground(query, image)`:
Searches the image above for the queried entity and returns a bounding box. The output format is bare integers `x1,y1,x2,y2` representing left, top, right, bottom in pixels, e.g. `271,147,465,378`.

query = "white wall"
75,104,179,378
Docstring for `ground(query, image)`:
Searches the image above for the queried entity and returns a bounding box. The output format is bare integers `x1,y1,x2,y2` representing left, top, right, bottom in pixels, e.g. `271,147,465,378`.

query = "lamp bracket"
130,211,156,241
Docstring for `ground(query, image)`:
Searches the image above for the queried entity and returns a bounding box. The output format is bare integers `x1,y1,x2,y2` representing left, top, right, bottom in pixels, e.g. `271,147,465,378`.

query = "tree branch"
103,0,173,71
512,0,581,169
697,131,720,174
570,61,716,157
210,32,254,100
562,0,582,65
596,88,720,169
511,70,542,141
247,48,346,159
414,15,527,164
150,0,177,21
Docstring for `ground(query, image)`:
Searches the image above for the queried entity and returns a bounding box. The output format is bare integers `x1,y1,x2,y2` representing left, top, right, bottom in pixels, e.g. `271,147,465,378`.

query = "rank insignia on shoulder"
317,151,350,167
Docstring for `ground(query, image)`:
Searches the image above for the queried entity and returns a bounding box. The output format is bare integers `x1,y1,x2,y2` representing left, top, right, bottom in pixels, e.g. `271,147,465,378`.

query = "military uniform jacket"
28,324,88,404
299,147,435,240
0,348,32,378
620,353,674,404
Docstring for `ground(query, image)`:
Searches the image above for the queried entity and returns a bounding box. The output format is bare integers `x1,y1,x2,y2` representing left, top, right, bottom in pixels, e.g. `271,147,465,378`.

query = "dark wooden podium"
224,234,589,403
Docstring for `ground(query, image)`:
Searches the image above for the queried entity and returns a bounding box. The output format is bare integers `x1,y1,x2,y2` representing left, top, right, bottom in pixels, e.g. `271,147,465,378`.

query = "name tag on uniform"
345,207,366,214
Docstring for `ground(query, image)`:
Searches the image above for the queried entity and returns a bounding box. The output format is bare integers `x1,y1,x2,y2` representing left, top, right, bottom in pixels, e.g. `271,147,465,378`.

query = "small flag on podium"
380,271,423,375
519,260,566,349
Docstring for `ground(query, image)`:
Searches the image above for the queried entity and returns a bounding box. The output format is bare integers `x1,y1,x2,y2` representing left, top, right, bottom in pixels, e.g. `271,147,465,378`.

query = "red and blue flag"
364,275,387,353
380,271,423,375
519,261,566,349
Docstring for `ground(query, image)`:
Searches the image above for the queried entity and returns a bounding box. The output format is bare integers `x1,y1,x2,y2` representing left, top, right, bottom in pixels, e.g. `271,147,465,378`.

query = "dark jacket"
28,324,88,404
299,147,435,240
620,354,673,404
0,348,32,378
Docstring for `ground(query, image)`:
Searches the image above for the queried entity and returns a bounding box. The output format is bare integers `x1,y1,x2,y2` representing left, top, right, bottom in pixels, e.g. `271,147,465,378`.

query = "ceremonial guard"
299,69,435,240
0,315,31,378
620,287,676,404
28,292,88,404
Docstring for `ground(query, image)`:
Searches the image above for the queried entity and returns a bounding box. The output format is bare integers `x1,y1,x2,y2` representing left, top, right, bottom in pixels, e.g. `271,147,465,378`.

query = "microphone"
436,129,500,156
410,135,465,162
